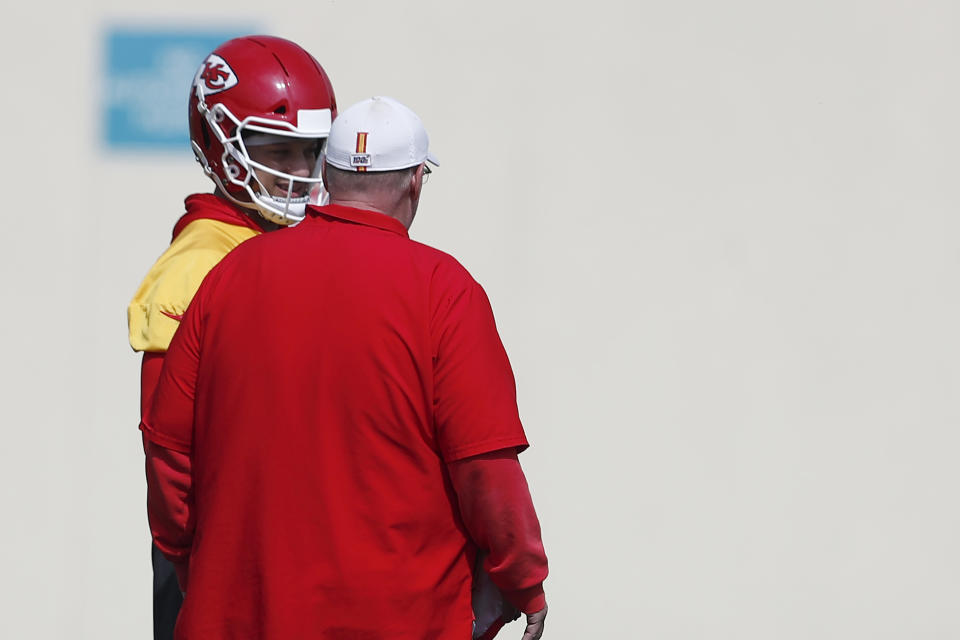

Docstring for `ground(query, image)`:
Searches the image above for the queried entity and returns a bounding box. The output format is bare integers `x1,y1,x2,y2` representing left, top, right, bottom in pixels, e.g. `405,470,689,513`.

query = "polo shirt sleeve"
432,266,529,462
139,267,212,454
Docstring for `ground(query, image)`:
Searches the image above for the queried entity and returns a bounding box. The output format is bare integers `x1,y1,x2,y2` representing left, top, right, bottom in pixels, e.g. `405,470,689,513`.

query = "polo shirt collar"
307,204,409,238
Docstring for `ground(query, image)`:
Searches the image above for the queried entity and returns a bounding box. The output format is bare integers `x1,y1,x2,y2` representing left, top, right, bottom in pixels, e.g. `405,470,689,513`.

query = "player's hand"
520,604,547,640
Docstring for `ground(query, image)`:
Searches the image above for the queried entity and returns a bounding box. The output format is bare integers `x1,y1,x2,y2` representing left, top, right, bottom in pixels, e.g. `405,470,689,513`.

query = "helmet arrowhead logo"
201,62,230,89
194,54,238,95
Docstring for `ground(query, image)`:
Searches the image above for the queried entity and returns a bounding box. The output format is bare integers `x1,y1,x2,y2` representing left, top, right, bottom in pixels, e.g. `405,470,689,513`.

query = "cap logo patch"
352,131,369,172
195,54,237,95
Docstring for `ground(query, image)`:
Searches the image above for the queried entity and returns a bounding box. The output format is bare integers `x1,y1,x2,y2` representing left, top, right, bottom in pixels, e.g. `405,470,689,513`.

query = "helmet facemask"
197,89,329,226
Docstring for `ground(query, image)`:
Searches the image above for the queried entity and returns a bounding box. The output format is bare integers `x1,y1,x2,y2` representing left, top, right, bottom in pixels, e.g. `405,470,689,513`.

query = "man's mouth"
267,193,310,203
269,184,310,202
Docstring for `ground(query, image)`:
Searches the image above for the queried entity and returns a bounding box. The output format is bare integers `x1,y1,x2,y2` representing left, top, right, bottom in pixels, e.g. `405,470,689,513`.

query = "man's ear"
410,164,423,201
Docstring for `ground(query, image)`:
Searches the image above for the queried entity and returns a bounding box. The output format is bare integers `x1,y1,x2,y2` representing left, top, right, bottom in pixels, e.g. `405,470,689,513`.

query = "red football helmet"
188,35,337,225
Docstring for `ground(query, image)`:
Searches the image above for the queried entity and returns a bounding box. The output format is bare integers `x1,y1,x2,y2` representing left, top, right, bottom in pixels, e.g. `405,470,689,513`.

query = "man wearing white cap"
142,96,549,639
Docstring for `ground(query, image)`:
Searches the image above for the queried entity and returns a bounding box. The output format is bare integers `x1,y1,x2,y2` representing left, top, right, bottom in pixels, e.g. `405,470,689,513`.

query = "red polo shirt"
141,204,538,639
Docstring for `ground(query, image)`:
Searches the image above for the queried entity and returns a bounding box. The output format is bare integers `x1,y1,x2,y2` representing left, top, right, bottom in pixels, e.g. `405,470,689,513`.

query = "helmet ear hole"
273,105,287,115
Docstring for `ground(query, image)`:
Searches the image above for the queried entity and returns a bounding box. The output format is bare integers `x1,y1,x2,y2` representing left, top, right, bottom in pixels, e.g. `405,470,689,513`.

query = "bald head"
323,164,416,196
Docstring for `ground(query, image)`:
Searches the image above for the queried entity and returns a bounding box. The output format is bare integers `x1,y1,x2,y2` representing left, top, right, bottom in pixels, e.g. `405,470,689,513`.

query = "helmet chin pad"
251,190,310,226
205,170,313,227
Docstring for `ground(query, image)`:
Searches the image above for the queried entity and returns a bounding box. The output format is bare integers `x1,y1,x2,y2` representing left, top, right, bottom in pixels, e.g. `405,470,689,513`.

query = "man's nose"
284,154,314,177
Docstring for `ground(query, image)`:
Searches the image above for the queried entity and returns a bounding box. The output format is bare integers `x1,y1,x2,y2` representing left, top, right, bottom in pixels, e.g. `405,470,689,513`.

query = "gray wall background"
1,1,957,637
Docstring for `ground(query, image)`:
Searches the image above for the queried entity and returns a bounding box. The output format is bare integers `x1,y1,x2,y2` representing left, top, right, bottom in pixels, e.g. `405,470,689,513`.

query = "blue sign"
103,28,254,150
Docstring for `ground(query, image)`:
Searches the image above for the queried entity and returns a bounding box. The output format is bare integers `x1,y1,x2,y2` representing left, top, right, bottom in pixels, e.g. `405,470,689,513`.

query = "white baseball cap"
324,96,439,172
